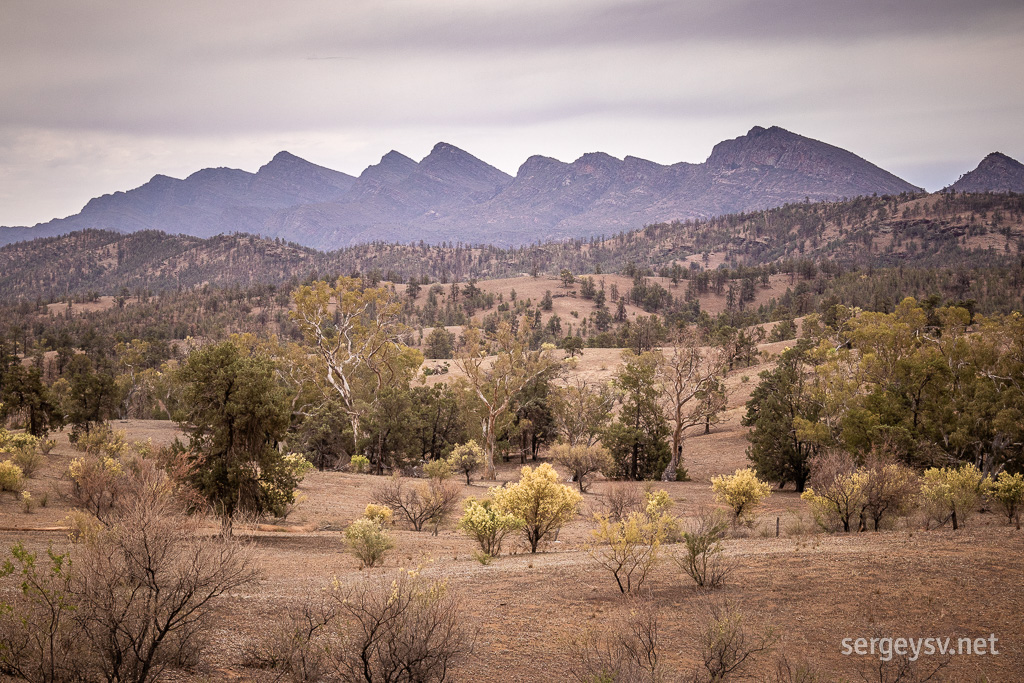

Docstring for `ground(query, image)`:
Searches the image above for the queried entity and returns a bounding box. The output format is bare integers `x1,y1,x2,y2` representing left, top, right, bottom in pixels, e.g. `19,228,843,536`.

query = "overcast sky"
2,0,1022,226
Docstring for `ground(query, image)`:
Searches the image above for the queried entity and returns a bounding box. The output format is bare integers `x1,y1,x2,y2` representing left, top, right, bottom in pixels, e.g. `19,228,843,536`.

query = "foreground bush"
491,464,581,553
677,508,732,589
712,468,772,525
457,497,523,557
0,466,257,683
253,570,471,683
568,597,662,683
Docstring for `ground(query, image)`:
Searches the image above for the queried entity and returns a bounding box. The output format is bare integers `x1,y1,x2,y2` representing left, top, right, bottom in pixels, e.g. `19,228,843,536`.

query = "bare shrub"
568,597,662,683
860,652,950,683
0,463,258,683
676,508,732,589
801,451,866,533
372,476,461,533
691,602,776,683
245,590,336,683
329,569,471,682
603,482,646,522
862,455,920,531
768,654,823,682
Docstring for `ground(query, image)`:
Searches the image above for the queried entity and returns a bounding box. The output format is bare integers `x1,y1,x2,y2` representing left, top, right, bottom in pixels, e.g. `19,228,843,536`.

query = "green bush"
350,455,370,474
344,519,394,568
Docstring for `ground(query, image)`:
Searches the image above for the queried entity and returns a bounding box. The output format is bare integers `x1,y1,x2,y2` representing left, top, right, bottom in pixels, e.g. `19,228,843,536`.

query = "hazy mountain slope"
4,192,1022,303
947,152,1024,194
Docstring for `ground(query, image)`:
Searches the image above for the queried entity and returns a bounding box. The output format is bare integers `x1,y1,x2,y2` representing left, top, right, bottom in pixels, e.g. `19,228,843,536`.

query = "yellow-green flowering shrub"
984,470,1024,528
363,503,393,526
446,441,485,484
921,463,984,530
490,463,581,553
344,518,394,568
0,460,24,492
711,468,772,524
423,458,453,481
457,497,523,557
588,511,668,593
350,454,370,474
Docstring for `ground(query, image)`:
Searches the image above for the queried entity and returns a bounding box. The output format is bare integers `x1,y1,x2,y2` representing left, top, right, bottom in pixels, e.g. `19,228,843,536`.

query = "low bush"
457,497,523,557
344,518,394,568
0,460,24,493
711,468,772,525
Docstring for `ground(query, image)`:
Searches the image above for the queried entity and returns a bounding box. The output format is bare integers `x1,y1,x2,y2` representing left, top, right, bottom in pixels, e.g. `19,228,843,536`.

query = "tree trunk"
484,414,497,480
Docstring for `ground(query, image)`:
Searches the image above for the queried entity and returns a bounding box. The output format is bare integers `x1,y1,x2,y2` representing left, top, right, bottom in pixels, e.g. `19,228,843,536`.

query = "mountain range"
4,125,1013,250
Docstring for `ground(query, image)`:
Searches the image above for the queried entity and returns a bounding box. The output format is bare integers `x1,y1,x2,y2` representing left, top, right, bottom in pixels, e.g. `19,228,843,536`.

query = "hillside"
2,191,1022,304
0,126,921,249
947,152,1024,194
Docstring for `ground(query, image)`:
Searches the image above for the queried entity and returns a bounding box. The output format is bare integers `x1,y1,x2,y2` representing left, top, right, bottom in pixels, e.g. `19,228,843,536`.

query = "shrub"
0,432,39,453
801,452,867,533
711,468,772,524
0,470,257,683
66,455,126,524
985,470,1024,529
603,482,645,522
457,497,523,557
424,458,453,481
362,503,393,526
921,463,984,530
10,447,44,478
39,439,57,455
644,488,682,543
0,460,24,493
349,454,370,473
551,443,612,493
245,590,335,682
568,597,662,683
73,425,129,458
1,434,42,478
372,476,461,533
693,603,776,683
862,457,919,531
329,569,471,682
588,512,667,593
491,464,582,553
282,452,315,479
20,490,35,514
344,518,395,568
446,441,484,485
676,508,731,589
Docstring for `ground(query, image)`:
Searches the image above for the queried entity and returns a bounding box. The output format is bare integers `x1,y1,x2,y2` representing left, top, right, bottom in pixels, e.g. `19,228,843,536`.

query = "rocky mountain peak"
948,152,1024,194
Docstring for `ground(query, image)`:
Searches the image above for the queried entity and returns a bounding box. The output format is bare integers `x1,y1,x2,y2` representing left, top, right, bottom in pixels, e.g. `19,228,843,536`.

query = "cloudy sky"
1,0,1022,226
